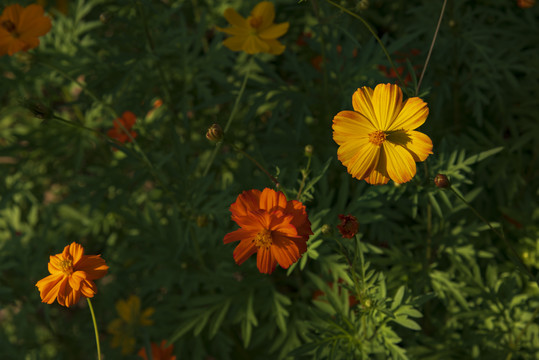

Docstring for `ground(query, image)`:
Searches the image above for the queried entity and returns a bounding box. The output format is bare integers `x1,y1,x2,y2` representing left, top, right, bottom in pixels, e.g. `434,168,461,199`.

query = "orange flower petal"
256,246,276,274
271,233,301,269
223,228,258,244
18,4,51,37
230,189,262,218
233,238,258,265
36,273,64,303
1,4,23,23
80,279,97,298
260,187,287,212
76,255,108,279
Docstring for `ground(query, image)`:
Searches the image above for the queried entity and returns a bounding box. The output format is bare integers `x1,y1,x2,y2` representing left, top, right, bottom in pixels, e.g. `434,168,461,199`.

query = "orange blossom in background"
0,3,52,56
35,242,108,307
138,340,177,360
107,111,138,144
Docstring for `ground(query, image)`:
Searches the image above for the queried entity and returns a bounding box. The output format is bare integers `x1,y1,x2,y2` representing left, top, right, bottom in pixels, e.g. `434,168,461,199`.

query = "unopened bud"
304,145,313,157
337,214,359,239
434,174,451,189
99,12,112,24
196,215,208,227
358,0,369,11
23,100,52,120
206,123,223,142
321,224,332,235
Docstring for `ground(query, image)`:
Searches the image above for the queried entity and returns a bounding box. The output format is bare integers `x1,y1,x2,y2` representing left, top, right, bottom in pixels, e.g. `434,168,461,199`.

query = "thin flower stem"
325,0,404,86
52,115,103,136
416,0,448,95
39,61,117,118
230,144,279,187
202,58,253,177
296,155,312,200
450,188,537,286
86,298,102,360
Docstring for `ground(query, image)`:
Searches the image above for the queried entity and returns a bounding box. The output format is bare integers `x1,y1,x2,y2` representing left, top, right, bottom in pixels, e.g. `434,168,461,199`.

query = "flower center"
249,16,263,29
1,20,17,35
59,259,73,275
254,229,272,249
368,130,387,146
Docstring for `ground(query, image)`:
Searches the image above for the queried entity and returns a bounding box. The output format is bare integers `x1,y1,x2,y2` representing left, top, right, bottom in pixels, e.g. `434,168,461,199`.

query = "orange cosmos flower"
107,111,138,144
332,83,433,185
517,0,535,8
138,340,176,360
0,4,52,57
224,188,313,274
35,242,108,307
216,1,289,55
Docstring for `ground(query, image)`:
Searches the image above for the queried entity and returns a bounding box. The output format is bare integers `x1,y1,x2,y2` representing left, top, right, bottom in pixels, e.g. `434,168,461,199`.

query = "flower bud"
304,145,313,157
206,124,223,142
337,214,359,239
434,174,451,189
321,224,332,235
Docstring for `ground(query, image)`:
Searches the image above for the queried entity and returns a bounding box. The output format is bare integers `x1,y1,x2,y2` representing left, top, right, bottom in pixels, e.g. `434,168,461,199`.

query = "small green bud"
304,145,314,157
321,224,332,235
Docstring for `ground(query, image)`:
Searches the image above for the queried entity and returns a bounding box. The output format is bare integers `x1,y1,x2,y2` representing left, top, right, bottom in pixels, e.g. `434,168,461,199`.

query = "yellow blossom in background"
332,83,433,185
0,3,52,56
108,295,155,354
216,1,289,55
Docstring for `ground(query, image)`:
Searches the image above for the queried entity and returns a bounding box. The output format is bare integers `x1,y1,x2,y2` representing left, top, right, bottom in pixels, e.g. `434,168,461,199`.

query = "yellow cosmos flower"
216,1,289,55
108,295,155,354
332,83,433,185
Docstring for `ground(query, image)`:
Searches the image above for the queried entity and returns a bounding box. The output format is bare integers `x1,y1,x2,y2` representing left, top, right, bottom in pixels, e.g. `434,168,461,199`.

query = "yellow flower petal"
372,83,403,130
264,38,285,55
384,142,416,184
258,22,289,39
251,1,275,29
216,25,247,36
403,130,433,161
222,35,248,51
343,141,380,180
365,146,390,185
223,7,247,28
388,97,429,131
332,110,376,145
352,87,380,128
243,35,270,54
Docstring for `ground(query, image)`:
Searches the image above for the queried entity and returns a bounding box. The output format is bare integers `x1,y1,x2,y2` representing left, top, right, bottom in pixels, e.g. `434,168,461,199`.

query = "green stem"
86,298,102,360
416,0,448,95
296,155,312,200
325,0,404,85
450,188,537,286
202,58,253,176
230,144,280,188
52,115,103,136
39,61,117,118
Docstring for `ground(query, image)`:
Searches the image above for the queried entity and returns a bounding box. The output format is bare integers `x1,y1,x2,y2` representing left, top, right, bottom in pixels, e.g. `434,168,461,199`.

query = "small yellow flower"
216,1,289,55
108,295,155,354
332,83,433,185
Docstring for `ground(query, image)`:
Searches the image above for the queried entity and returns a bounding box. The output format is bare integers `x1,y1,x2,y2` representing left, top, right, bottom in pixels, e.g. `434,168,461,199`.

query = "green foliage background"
0,0,538,359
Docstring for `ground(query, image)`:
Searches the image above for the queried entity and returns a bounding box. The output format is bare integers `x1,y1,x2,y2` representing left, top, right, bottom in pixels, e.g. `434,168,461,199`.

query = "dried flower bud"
321,224,332,235
23,100,52,120
196,215,208,227
337,214,359,239
206,123,223,142
304,145,313,157
434,174,451,189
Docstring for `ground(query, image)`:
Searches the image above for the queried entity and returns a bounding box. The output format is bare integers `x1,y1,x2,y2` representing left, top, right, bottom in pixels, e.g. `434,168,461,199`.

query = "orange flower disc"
35,242,108,307
224,188,313,274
